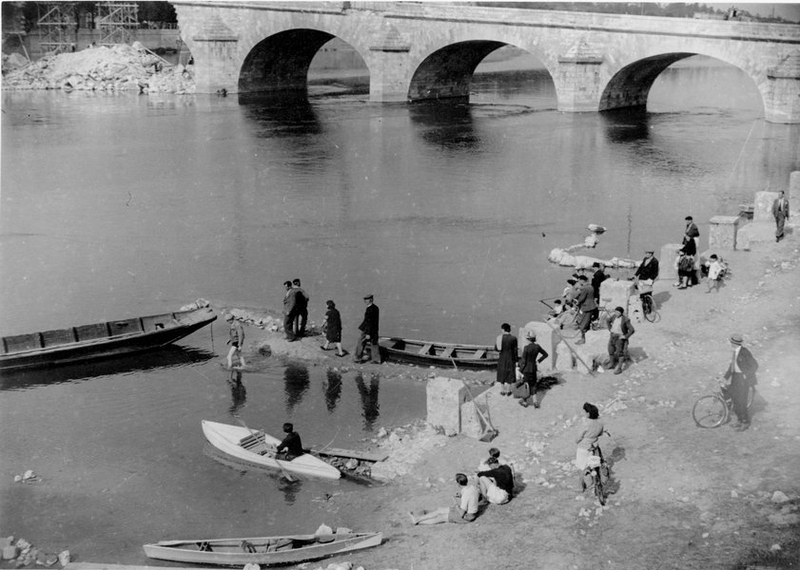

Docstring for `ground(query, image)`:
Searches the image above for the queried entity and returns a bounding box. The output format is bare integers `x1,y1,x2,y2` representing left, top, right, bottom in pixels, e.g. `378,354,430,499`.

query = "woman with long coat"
495,323,518,396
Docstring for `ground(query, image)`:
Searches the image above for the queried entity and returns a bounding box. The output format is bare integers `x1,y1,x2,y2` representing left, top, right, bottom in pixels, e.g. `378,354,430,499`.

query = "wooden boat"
587,223,607,233
143,531,383,566
201,421,341,480
377,336,499,369
0,307,217,372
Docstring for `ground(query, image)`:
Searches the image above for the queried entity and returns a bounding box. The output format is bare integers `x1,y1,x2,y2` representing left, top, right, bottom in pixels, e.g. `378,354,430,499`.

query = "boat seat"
418,343,433,355
197,542,213,552
240,541,256,553
441,346,455,358
470,349,486,359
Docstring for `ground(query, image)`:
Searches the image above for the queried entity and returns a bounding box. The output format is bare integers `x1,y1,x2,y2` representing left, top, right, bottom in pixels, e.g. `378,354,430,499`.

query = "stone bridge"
171,1,800,123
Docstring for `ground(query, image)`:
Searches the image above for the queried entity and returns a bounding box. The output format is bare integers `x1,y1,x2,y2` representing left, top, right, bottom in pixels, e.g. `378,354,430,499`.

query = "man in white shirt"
409,473,481,524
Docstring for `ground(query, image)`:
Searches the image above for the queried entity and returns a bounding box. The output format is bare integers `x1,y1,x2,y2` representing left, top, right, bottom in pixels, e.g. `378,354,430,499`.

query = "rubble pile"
0,536,69,568
2,43,195,94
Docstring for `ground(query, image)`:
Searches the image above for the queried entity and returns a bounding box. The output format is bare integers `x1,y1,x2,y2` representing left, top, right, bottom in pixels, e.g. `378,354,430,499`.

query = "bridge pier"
765,51,800,124
556,41,604,112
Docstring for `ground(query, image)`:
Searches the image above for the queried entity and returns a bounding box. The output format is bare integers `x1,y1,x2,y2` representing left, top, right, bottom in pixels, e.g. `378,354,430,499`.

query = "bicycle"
630,279,658,323
581,430,611,505
692,382,756,428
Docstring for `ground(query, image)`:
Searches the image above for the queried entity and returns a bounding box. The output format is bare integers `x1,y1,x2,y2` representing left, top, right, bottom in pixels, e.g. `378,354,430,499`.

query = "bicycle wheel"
692,395,727,428
599,461,610,483
642,296,657,323
593,471,606,505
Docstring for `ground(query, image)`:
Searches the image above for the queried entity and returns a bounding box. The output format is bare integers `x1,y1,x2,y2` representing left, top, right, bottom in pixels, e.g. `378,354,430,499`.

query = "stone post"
426,376,466,436
659,243,683,282
790,171,800,221
708,215,740,250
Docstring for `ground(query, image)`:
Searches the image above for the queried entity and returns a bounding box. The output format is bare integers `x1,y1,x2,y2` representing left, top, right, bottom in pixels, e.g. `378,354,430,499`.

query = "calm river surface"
1,57,798,561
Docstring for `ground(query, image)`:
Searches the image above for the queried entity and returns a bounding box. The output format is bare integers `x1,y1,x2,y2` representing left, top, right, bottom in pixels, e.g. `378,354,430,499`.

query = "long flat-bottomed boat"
201,420,342,480
0,307,216,371
143,531,383,566
377,336,499,369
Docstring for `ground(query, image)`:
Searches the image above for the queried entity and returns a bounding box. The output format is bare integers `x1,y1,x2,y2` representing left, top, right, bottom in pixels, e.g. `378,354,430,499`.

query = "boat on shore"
377,336,499,369
201,420,342,480
143,531,383,566
587,223,607,233
0,307,216,372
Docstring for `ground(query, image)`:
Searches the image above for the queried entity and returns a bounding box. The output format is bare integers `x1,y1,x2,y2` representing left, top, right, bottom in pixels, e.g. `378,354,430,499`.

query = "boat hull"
378,337,499,369
0,308,216,371
143,532,382,566
201,421,341,480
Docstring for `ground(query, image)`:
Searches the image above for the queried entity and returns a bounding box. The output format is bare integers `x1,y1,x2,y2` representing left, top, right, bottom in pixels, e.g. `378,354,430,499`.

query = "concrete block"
571,330,608,374
790,171,800,221
737,222,777,250
708,215,740,250
660,243,683,281
520,321,555,371
599,278,635,315
554,341,574,371
460,399,484,439
426,376,466,436
2,546,18,560
754,191,780,222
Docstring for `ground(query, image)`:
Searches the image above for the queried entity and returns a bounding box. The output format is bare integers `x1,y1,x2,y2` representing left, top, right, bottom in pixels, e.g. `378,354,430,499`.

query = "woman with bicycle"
575,402,604,489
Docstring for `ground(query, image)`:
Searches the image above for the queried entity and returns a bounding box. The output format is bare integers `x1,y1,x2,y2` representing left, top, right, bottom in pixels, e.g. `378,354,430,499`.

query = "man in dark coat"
723,333,758,431
516,330,549,408
292,278,309,337
282,280,298,341
495,323,518,395
477,457,515,504
772,190,790,242
607,306,635,374
354,294,380,363
590,262,608,304
276,422,304,459
574,275,598,345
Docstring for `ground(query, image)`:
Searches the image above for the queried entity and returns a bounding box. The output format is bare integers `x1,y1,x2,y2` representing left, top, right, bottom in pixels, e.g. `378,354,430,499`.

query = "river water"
1,57,798,561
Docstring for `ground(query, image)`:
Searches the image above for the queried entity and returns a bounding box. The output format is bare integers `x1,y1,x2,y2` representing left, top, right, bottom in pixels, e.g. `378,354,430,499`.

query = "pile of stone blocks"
426,376,491,439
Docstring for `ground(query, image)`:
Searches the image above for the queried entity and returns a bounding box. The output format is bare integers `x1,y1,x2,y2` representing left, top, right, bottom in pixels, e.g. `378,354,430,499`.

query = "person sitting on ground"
477,457,514,505
575,402,604,490
477,447,509,471
703,254,725,294
409,473,481,525
275,422,304,460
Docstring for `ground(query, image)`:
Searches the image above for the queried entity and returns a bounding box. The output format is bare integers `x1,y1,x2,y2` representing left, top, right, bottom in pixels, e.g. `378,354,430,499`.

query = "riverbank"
233,232,800,569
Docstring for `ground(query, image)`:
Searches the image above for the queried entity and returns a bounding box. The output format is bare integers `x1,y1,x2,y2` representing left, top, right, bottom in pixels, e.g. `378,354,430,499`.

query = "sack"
511,381,530,399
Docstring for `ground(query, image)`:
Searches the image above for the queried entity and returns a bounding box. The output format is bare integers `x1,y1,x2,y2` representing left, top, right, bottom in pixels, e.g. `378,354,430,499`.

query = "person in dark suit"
282,280,298,341
722,333,758,430
354,294,380,363
590,262,608,304
276,422,304,459
772,190,790,242
633,250,659,282
574,275,598,345
516,330,549,408
292,278,309,337
495,323,518,395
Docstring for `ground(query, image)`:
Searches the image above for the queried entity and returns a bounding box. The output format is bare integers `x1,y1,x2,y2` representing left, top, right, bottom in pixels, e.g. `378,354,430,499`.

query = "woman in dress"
495,323,518,396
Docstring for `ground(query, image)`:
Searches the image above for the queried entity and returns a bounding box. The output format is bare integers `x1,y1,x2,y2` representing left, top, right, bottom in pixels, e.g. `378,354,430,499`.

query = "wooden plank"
441,346,455,358
418,343,433,355
66,564,199,570
469,349,487,359
306,446,388,462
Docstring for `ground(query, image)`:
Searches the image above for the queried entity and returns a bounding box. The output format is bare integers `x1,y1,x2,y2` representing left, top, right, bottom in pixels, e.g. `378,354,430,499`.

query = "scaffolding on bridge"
37,2,76,55
97,2,139,46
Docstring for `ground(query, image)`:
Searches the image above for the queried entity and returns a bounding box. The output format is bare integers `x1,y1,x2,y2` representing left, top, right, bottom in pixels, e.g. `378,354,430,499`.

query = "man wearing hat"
574,275,598,344
632,249,659,305
225,313,246,369
722,334,758,430
516,330,549,408
354,294,381,363
772,190,790,242
606,307,634,375
590,262,608,304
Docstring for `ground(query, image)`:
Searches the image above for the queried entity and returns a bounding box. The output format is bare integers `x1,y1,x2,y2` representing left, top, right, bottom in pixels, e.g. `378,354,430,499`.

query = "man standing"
722,333,758,431
354,294,380,363
517,330,549,408
495,323,518,395
684,215,700,248
292,278,309,338
282,280,298,342
606,306,634,375
590,262,608,304
574,275,598,345
772,190,790,242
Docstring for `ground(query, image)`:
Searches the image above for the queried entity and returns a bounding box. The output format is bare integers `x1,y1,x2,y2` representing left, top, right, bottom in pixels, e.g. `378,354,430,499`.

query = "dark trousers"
522,371,538,404
608,334,628,362
354,332,380,363
775,213,786,239
283,312,296,340
294,309,308,336
729,373,750,424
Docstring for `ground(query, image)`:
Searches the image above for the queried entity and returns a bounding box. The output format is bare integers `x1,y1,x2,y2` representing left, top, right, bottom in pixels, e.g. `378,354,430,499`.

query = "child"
704,254,725,293
225,313,246,369
321,300,345,357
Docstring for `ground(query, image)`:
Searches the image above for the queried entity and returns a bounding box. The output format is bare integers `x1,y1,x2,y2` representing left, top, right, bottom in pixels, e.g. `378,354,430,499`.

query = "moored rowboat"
201,421,341,480
0,307,217,372
377,336,499,369
143,531,383,566
587,224,607,233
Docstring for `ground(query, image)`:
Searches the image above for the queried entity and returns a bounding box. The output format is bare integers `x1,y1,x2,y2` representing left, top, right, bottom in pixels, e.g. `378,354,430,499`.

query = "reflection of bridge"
171,1,800,123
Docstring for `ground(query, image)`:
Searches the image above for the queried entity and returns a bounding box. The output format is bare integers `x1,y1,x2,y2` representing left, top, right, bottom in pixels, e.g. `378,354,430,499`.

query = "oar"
235,417,296,482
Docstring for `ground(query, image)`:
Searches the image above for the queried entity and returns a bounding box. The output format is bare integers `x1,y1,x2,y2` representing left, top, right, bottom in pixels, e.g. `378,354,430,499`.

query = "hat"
224,313,234,322
592,262,601,268
578,275,588,281
615,306,625,314
685,216,693,221
729,333,743,345
363,294,374,300
645,249,654,254
567,279,577,285
525,330,536,340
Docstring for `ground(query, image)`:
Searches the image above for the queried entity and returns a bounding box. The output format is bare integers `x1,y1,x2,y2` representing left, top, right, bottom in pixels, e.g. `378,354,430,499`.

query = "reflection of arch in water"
354,373,380,431
0,345,216,392
284,363,310,412
227,370,247,417
323,369,343,413
409,100,480,151
238,91,323,138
